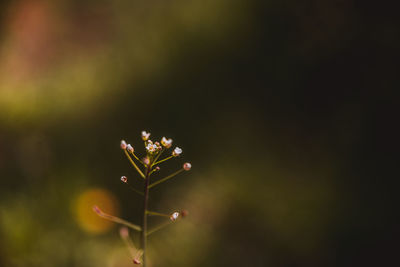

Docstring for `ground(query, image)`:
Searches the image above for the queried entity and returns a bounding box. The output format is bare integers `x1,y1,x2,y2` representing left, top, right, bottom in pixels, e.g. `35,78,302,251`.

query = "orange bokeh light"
74,188,119,234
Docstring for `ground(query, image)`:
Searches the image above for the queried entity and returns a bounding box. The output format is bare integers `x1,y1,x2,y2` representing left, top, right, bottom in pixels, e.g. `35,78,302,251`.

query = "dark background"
0,0,398,266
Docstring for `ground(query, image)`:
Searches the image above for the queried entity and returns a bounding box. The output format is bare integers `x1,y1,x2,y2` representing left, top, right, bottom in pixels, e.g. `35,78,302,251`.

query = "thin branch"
146,220,173,236
149,168,159,175
124,150,145,179
149,169,184,189
146,210,170,218
151,149,164,166
120,227,138,257
129,150,144,165
93,206,142,232
126,183,144,196
153,155,174,166
120,228,144,265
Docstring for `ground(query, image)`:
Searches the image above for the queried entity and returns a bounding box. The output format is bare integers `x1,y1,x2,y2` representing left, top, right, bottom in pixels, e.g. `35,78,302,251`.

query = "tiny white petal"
120,140,127,150
183,162,191,171
127,144,134,153
172,147,182,157
170,212,179,221
142,131,151,141
161,137,173,148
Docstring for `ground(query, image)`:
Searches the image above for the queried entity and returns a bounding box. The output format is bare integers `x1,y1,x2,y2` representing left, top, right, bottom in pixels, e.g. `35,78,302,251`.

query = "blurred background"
0,0,398,266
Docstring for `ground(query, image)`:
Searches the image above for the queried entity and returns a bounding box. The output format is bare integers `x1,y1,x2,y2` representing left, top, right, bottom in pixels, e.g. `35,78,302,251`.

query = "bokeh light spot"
74,188,119,234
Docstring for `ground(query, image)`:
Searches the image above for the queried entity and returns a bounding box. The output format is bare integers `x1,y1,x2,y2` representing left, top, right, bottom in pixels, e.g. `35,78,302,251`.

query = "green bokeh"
0,0,397,266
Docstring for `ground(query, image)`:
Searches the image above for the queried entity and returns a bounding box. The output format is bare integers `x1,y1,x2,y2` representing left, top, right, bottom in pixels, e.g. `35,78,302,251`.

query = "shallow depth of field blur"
0,1,397,266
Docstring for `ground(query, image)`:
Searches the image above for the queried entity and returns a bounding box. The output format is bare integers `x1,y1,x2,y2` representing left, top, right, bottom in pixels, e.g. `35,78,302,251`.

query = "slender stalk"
129,150,142,164
146,210,170,217
146,220,172,236
120,228,138,257
126,183,144,196
153,155,174,166
93,206,141,231
141,165,151,266
124,150,145,179
149,168,159,175
151,148,164,166
149,169,184,189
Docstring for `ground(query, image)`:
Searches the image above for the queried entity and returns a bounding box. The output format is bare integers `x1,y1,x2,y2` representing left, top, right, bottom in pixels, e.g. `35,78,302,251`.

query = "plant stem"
153,155,174,166
148,169,184,189
124,150,145,178
141,165,151,266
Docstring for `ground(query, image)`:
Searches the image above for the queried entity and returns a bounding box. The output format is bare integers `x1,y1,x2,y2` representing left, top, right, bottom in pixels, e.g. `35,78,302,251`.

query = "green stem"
129,151,143,165
126,183,144,196
146,220,172,236
149,169,184,189
124,150,145,179
120,228,137,257
141,166,151,266
93,206,141,232
153,155,174,166
146,210,170,218
151,149,164,166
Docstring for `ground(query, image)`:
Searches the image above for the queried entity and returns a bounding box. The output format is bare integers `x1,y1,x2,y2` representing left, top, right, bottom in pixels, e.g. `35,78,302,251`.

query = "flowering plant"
93,131,191,266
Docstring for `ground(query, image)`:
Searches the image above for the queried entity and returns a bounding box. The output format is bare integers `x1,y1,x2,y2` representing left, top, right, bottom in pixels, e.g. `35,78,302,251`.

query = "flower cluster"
145,140,162,154
95,130,192,267
142,134,183,159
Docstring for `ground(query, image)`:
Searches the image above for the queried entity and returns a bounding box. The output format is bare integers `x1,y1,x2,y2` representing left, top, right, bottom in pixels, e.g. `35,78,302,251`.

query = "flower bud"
120,140,127,150
172,147,182,157
183,162,191,171
142,157,150,165
141,131,150,141
92,205,102,215
180,210,189,218
170,211,180,221
126,144,134,153
154,141,162,151
121,176,128,183
161,137,173,148
119,227,129,238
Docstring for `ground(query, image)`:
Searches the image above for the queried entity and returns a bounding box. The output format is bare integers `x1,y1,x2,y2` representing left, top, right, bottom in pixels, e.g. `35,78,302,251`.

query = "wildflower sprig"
120,227,143,265
94,131,191,266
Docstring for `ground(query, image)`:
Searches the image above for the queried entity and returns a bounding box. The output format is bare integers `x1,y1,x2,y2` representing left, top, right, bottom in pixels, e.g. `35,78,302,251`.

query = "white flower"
170,212,179,221
120,140,127,150
146,141,158,153
183,162,191,171
161,137,173,148
172,147,182,157
126,144,134,153
141,131,150,141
